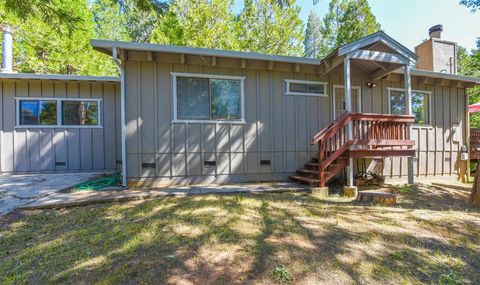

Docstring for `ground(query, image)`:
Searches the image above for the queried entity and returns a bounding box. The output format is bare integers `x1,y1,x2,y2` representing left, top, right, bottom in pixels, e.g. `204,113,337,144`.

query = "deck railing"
311,112,416,186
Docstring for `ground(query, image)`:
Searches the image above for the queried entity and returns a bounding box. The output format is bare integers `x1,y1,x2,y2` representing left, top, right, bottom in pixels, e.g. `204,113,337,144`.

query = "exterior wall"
0,78,121,173
415,39,433,71
370,78,467,179
123,55,468,186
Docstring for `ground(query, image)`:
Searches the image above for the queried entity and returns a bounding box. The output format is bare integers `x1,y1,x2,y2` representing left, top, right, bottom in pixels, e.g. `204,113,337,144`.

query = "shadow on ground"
1,183,479,284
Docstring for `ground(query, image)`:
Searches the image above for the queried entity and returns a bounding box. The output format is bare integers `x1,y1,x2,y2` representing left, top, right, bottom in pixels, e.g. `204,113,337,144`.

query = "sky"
233,0,480,52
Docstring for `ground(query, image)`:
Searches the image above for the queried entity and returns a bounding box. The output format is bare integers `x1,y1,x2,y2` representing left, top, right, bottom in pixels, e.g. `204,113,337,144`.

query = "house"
1,25,479,190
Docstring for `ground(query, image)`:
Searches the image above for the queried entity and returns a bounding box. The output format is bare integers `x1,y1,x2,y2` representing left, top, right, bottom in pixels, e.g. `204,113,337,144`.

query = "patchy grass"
1,183,480,284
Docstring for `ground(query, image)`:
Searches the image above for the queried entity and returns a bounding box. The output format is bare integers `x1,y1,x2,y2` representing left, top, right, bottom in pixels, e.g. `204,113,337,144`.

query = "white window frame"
171,72,246,124
387,87,432,127
285,79,328,97
332,85,362,119
15,97,102,128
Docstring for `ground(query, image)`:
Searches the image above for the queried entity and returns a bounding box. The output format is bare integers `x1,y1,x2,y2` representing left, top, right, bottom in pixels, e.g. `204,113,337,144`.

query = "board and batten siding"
0,78,121,173
123,57,468,185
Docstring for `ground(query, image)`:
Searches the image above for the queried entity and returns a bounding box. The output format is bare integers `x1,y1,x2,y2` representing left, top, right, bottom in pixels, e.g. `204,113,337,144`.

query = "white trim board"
332,85,362,119
15,97,103,128
171,72,246,124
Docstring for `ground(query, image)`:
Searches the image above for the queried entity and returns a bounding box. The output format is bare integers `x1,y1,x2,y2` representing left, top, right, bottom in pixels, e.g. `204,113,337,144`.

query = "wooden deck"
291,112,416,187
470,128,480,161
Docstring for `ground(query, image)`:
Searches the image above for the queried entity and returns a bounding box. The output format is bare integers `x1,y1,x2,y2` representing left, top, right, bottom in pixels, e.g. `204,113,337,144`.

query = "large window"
388,88,431,125
16,98,101,127
285,79,327,96
173,73,245,123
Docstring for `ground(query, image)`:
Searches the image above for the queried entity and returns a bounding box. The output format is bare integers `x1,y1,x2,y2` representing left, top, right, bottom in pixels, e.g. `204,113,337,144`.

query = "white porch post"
344,56,354,187
404,65,414,185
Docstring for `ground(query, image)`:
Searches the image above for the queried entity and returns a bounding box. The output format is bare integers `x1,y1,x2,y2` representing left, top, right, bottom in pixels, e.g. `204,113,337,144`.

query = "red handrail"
313,112,415,187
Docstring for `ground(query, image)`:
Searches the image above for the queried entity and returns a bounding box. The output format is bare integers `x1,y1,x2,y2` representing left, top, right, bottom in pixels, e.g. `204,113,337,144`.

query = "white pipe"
112,47,127,188
1,25,13,73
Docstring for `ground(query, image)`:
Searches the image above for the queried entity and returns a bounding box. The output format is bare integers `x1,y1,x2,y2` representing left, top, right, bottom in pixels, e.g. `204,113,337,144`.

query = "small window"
285,80,326,96
19,100,57,126
62,101,99,126
173,73,244,122
388,89,430,125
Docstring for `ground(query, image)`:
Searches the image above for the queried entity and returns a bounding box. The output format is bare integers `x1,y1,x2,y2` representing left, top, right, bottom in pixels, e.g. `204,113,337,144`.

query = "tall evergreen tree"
320,0,380,56
237,0,304,56
304,10,323,58
151,0,239,50
1,0,117,75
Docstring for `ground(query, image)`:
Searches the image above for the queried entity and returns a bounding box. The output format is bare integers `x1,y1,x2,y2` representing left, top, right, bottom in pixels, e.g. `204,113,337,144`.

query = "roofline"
0,72,120,82
394,68,480,84
338,31,418,62
90,39,322,65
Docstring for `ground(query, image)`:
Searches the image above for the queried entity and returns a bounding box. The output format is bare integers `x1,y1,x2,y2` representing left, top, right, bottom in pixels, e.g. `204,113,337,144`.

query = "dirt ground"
1,182,479,284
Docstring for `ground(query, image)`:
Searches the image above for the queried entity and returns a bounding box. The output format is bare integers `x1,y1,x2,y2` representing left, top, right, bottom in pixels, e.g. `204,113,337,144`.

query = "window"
19,100,57,126
388,88,430,125
62,101,99,126
285,80,327,96
16,98,101,128
173,73,245,123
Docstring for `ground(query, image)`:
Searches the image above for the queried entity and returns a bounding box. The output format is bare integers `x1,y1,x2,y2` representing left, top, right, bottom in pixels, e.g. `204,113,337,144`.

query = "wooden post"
344,57,354,187
404,65,414,185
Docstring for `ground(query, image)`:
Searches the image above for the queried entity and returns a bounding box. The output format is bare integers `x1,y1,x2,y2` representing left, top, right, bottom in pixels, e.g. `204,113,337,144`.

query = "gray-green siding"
123,58,467,185
0,79,121,173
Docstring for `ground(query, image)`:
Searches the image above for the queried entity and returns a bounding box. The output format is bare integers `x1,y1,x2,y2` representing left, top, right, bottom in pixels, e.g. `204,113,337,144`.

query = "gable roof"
337,31,418,62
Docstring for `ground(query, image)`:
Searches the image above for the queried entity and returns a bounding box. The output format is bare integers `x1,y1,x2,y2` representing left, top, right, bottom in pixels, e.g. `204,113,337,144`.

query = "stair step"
297,169,318,176
304,162,320,169
290,175,320,186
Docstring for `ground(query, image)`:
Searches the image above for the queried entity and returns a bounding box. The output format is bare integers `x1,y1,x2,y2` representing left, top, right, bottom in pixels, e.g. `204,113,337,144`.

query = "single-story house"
1,25,479,189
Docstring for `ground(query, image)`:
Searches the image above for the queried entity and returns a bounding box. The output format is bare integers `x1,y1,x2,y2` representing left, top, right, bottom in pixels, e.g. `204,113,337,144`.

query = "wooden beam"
372,61,389,71
370,64,402,81
146,51,153,61
349,49,409,64
318,55,345,77
240,59,246,69
180,54,185,64
294,63,301,73
267,61,274,70
211,56,217,66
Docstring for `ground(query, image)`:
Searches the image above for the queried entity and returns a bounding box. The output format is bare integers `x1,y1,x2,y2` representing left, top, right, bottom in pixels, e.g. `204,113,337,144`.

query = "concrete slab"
0,172,107,215
21,182,308,210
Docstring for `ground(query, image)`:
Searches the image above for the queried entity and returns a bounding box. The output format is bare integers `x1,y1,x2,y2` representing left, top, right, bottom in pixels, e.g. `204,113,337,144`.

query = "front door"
334,86,361,118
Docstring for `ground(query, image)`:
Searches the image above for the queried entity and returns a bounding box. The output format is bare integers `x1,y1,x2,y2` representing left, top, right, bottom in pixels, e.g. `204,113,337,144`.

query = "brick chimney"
414,25,458,74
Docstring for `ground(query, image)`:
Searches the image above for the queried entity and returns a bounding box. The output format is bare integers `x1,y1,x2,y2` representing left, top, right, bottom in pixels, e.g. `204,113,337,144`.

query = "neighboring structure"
0,73,121,173
0,27,478,189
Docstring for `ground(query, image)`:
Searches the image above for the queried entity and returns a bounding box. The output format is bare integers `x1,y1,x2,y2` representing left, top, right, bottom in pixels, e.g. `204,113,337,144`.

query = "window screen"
62,101,99,126
389,91,406,115
19,100,57,125
389,90,430,124
287,81,325,95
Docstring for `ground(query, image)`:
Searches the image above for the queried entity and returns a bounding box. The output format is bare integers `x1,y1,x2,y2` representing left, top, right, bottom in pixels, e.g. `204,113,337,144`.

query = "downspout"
112,47,127,188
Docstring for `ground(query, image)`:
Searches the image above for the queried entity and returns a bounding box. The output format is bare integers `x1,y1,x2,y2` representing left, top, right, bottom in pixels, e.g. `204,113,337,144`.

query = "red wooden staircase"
290,112,416,187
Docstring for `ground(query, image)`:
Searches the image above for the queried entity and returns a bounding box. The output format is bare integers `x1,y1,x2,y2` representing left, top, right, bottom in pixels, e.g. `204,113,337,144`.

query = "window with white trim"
16,98,101,127
388,89,431,125
172,73,245,122
285,80,327,96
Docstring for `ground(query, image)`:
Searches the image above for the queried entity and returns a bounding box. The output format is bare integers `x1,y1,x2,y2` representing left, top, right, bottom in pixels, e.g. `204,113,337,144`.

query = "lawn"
1,183,480,284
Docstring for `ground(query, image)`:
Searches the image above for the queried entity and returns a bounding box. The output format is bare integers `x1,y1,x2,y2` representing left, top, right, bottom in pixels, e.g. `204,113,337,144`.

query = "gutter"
112,47,127,188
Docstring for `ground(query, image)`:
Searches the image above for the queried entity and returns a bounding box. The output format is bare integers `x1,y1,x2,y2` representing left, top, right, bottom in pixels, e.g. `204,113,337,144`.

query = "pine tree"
151,0,239,50
237,0,304,56
320,0,380,56
304,10,323,58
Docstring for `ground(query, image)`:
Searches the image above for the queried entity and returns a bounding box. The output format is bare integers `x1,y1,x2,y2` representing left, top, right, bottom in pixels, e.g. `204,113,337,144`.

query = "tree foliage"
1,0,117,75
237,0,304,56
304,11,323,58
460,0,480,12
319,0,380,56
152,0,239,50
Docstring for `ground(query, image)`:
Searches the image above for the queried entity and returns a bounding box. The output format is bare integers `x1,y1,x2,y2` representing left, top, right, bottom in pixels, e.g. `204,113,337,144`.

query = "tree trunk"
469,166,480,205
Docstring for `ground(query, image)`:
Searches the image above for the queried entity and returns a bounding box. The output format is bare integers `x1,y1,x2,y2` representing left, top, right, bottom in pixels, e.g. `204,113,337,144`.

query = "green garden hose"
73,173,121,191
